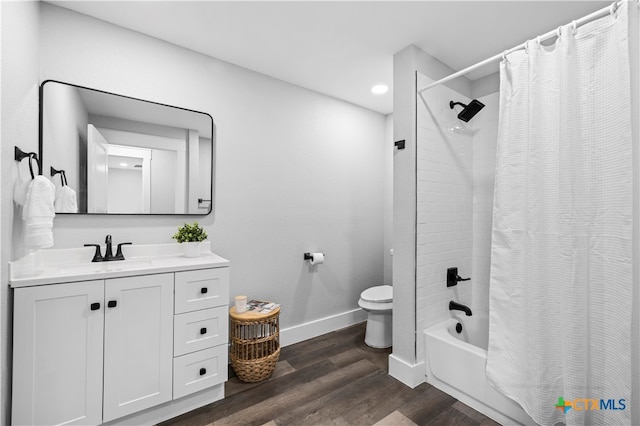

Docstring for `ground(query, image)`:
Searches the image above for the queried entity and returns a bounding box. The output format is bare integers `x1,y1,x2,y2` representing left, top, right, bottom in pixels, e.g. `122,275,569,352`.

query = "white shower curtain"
486,3,633,426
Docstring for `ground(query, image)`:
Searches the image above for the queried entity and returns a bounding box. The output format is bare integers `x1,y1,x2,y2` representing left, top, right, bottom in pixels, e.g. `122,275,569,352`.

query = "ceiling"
48,1,611,115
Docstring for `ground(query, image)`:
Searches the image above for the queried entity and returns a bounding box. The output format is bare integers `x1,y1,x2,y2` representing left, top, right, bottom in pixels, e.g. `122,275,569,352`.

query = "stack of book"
246,300,280,314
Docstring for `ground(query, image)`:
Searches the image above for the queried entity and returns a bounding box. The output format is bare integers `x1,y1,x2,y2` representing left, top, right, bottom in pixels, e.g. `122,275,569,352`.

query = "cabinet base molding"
102,384,225,426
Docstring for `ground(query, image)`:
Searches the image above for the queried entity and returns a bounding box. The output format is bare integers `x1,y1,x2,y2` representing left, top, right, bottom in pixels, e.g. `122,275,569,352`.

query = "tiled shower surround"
415,72,498,362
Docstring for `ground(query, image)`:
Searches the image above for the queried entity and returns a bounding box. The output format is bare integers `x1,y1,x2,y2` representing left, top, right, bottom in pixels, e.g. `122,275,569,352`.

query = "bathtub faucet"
449,301,472,316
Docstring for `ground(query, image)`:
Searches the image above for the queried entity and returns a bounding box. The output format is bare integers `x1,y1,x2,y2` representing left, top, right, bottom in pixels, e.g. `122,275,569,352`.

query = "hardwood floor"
159,323,501,426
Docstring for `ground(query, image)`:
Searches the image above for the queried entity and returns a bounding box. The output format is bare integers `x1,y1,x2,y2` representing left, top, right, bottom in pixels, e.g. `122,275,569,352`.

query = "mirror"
40,80,213,215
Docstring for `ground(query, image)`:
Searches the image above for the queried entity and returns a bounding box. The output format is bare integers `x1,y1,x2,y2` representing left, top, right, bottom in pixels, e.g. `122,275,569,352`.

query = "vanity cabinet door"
102,273,174,422
12,280,104,426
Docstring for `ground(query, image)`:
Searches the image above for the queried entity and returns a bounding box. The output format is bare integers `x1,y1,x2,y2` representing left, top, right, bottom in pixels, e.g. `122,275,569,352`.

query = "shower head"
449,99,485,122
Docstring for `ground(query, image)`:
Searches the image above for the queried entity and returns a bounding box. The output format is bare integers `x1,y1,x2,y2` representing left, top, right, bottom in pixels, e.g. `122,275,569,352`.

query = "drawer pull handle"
107,300,117,308
90,302,101,311
199,368,206,376
200,287,208,294
200,327,207,335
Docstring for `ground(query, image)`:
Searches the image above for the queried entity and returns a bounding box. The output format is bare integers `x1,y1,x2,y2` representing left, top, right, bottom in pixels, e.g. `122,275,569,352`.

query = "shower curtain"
486,3,634,426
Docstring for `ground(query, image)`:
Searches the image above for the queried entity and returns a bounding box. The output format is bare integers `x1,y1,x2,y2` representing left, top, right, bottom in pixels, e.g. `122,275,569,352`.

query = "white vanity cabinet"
12,280,105,426
12,273,174,425
102,273,174,422
9,245,230,426
172,268,229,399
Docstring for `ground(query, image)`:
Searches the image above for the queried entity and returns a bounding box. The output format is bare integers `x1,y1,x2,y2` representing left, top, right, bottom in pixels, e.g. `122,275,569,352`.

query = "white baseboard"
388,354,425,388
280,308,367,347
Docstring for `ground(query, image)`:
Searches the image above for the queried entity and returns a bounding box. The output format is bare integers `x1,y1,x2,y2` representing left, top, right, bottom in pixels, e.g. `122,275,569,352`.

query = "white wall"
149,149,178,213
107,168,143,213
392,47,418,368
383,114,393,285
198,138,212,213
42,82,87,192
38,4,386,333
1,2,41,425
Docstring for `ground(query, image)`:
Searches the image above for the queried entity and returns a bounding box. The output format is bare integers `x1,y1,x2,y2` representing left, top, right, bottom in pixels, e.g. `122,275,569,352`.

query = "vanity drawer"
175,268,229,314
173,345,228,399
174,306,228,357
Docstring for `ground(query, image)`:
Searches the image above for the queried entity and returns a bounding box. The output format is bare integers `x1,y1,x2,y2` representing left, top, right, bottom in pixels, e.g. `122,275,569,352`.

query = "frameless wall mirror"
40,80,214,215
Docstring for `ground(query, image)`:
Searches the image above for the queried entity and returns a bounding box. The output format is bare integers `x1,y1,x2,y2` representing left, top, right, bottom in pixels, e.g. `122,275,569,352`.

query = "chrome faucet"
449,301,472,316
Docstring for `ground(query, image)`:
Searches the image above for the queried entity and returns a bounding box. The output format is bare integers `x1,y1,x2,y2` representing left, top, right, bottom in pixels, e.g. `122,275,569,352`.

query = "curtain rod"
417,0,627,94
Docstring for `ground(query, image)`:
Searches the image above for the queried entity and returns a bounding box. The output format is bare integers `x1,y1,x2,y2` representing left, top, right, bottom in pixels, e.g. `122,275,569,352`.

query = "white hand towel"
13,175,30,206
55,185,78,213
23,176,56,249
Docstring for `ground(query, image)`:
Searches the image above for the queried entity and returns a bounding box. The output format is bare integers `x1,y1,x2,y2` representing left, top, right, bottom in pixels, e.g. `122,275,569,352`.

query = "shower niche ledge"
10,243,230,426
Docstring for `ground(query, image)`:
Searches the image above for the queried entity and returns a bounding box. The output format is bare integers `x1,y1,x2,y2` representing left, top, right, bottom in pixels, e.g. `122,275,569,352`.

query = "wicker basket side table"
229,305,280,382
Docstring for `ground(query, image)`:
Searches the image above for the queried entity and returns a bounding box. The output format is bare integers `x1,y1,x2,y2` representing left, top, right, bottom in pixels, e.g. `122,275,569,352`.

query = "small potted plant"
172,221,208,258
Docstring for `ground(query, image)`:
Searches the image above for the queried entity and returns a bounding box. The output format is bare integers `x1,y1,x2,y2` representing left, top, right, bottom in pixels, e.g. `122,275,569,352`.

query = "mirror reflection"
40,80,213,215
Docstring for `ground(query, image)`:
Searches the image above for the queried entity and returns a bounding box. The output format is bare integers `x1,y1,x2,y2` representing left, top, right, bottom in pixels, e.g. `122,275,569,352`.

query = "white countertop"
9,242,230,288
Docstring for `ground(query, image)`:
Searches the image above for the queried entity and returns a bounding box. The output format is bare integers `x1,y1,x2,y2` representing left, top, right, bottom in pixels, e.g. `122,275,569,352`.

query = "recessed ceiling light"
371,84,389,95
119,162,128,167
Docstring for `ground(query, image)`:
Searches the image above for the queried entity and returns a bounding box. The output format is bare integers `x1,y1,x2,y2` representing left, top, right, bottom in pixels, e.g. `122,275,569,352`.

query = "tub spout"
449,301,472,316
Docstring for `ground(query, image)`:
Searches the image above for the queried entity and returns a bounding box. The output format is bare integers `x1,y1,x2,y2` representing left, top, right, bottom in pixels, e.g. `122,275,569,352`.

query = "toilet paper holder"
304,252,324,261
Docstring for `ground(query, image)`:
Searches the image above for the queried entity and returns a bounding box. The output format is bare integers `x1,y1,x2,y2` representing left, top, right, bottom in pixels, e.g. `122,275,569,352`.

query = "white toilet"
358,285,393,348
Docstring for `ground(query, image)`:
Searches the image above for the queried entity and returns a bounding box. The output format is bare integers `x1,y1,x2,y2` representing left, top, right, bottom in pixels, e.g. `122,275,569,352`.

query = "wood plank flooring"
159,323,501,426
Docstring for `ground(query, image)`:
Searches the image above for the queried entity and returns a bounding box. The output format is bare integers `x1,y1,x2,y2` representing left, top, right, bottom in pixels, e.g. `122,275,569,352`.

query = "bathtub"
424,315,536,426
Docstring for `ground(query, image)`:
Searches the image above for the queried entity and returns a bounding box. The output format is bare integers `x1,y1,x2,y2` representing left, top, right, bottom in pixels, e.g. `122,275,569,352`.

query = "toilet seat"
358,285,393,348
358,285,393,312
360,285,392,303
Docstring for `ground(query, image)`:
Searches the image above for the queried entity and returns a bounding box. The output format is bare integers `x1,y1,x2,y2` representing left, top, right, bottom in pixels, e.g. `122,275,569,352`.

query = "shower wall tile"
415,73,474,362
415,79,499,364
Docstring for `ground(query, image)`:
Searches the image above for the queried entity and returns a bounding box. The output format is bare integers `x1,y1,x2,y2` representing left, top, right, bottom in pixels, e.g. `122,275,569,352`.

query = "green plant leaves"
172,221,208,243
